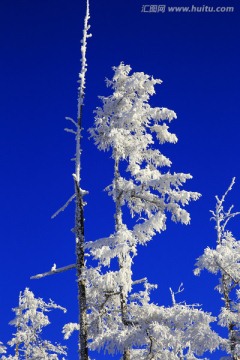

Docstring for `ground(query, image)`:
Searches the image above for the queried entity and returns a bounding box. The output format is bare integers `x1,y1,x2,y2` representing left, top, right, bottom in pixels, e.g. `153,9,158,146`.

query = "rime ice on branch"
195,178,240,360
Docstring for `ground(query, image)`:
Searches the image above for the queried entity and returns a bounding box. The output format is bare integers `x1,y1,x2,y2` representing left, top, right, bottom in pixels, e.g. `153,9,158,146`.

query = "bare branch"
169,283,184,305
169,288,176,306
132,278,147,285
31,264,76,280
65,117,78,127
64,128,77,135
51,194,76,219
217,177,236,209
222,212,240,232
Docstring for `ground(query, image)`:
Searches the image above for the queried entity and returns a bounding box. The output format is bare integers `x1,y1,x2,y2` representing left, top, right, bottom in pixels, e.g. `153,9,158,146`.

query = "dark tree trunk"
75,180,88,360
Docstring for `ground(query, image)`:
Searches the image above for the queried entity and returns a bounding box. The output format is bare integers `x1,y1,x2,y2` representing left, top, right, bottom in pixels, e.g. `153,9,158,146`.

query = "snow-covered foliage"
195,231,240,283
195,178,240,359
1,288,67,360
89,63,200,246
86,277,220,359
62,323,79,340
88,63,200,273
80,64,220,359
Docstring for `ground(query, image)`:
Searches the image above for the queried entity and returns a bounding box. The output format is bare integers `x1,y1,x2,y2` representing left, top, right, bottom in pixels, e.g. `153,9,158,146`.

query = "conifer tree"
84,63,220,359
1,288,66,360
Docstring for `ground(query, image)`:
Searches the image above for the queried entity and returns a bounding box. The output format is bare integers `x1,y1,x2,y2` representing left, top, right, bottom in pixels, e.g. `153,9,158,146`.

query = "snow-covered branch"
31,264,76,280
51,194,76,219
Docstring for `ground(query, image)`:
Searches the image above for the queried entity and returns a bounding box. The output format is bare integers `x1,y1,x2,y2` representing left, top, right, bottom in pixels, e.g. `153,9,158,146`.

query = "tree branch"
132,277,147,285
31,264,76,279
51,194,76,219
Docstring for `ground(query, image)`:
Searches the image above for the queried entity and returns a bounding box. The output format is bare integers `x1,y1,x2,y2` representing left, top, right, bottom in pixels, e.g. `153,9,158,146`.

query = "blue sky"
0,0,240,358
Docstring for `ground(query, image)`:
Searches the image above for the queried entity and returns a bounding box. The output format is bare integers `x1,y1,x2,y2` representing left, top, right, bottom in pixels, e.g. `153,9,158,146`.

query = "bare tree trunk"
74,1,91,358
29,2,91,359
75,180,88,360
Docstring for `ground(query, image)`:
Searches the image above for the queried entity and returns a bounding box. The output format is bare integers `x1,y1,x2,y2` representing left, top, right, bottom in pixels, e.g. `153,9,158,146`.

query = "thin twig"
51,194,76,219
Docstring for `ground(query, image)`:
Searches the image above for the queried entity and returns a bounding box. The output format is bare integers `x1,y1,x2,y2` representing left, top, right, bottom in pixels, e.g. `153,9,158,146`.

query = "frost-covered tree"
69,1,91,359
1,288,66,360
195,178,240,359
89,63,200,251
82,63,221,359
